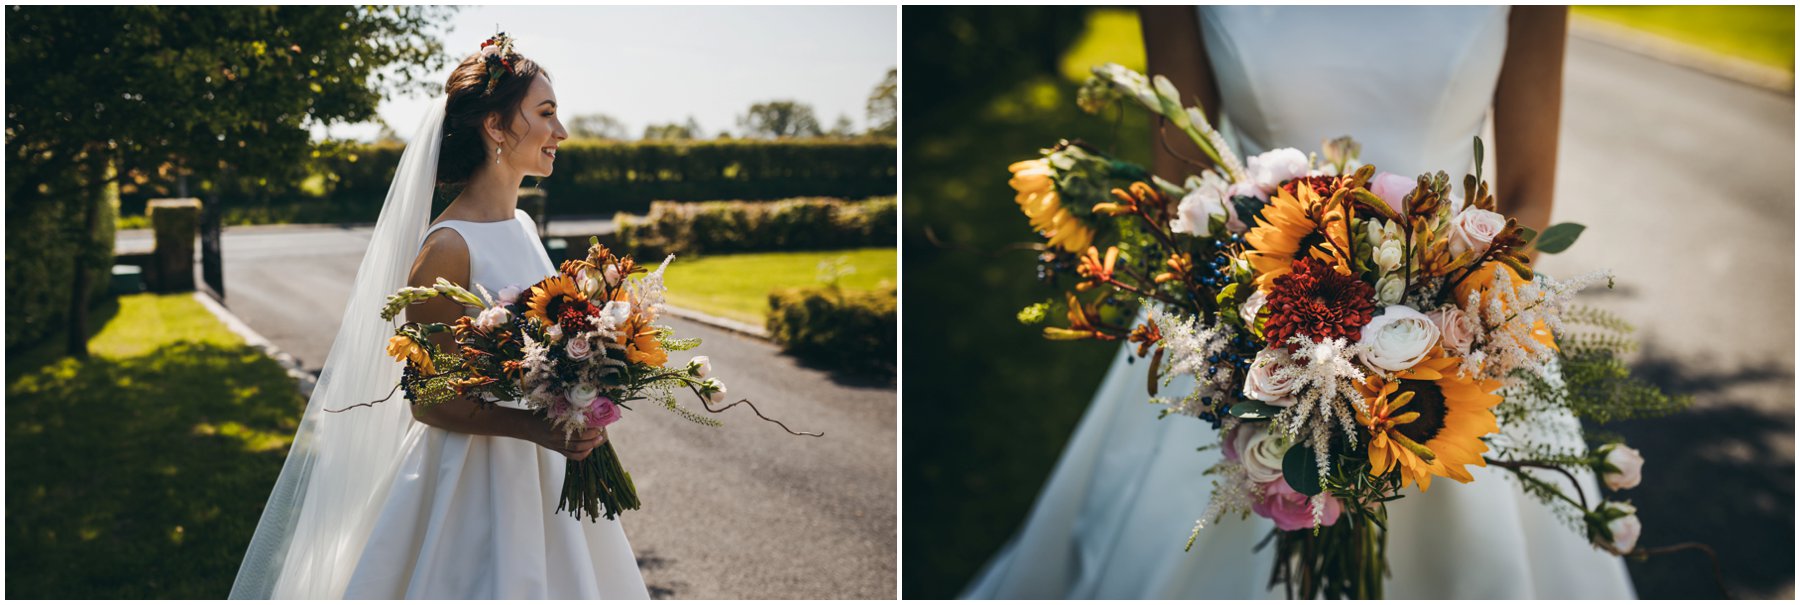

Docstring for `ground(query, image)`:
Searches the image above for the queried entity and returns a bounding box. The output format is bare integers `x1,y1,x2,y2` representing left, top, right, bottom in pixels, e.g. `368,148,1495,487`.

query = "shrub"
765,285,896,373
616,196,896,258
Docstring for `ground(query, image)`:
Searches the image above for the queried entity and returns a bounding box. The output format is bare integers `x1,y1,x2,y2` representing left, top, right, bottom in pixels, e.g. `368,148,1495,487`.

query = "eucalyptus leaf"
1534,222,1587,254
1227,399,1282,420
1283,445,1323,496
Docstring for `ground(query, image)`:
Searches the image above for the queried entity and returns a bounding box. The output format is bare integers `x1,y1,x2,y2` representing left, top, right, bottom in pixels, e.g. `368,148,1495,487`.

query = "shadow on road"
1616,341,1794,599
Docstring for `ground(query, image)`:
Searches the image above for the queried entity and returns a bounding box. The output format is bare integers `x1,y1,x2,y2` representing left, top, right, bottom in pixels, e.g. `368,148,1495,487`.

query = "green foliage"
866,68,898,138
1282,443,1323,496
6,156,118,350
616,197,897,258
660,248,897,326
1559,350,1693,423
659,391,724,428
7,293,305,598
1533,223,1587,254
766,285,897,373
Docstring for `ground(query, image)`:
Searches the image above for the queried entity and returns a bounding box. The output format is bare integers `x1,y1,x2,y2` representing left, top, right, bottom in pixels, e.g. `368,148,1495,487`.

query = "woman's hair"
437,49,547,187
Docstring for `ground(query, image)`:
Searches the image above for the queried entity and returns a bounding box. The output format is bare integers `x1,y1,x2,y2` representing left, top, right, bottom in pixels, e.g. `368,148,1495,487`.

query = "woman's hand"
525,420,607,461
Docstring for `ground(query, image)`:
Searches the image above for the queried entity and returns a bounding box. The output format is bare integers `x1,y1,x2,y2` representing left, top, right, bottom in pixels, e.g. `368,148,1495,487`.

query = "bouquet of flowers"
359,238,817,522
1009,63,1693,598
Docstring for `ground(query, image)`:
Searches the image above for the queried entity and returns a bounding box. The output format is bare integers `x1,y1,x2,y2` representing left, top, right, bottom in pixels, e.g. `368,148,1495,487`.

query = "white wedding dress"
963,7,1637,599
342,209,649,599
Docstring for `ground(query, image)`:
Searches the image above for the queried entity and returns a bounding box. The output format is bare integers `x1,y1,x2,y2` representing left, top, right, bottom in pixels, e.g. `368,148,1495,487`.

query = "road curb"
192,291,319,398
663,305,772,341
1571,15,1794,94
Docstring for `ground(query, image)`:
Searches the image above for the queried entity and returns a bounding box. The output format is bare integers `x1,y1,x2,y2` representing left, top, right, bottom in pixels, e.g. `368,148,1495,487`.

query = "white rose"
691,355,712,379
1426,307,1477,354
1170,171,1230,237
1600,444,1644,491
1242,348,1298,404
565,334,594,361
568,383,599,408
474,305,511,332
601,300,632,326
1240,430,1290,484
604,264,622,287
1358,305,1439,372
706,379,728,405
1239,289,1268,324
498,285,523,305
1246,148,1310,195
1447,207,1507,258
1601,502,1641,553
545,324,564,343
1375,274,1405,306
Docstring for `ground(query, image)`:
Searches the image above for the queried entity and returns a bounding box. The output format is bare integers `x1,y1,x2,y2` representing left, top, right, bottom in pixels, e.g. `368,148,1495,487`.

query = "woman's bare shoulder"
410,226,470,288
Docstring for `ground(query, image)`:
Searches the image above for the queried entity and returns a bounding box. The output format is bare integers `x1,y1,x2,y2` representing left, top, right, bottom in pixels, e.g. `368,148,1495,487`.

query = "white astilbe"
519,332,553,387
1148,306,1237,418
1460,268,1613,381
629,255,675,321
1270,336,1369,484
1190,418,1262,546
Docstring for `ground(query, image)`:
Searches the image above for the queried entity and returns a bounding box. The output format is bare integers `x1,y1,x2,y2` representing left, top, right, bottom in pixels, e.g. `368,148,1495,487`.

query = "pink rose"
1426,307,1477,355
585,396,622,427
1600,444,1644,491
564,335,593,361
1447,207,1507,259
1368,172,1416,215
1600,502,1641,553
1252,480,1343,531
1242,348,1298,404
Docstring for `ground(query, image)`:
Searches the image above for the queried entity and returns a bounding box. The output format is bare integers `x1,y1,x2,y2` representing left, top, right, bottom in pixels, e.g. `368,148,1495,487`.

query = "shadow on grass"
6,340,304,599
4,297,123,382
1614,341,1794,599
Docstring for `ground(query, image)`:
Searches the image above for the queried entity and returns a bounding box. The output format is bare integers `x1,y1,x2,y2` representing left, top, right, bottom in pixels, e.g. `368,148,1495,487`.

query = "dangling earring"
494,146,502,165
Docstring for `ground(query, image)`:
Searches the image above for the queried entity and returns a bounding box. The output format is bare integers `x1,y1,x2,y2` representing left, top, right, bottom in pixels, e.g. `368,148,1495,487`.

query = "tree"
6,5,454,356
566,113,628,140
642,116,703,141
827,114,857,139
736,100,822,139
866,67,897,138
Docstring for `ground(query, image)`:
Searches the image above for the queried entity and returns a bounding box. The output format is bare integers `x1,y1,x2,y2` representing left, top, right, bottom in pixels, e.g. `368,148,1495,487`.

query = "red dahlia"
557,300,598,334
1263,257,1376,351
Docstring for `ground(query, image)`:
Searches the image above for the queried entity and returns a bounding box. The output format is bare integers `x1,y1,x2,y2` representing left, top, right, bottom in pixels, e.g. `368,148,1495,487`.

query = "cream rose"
498,285,523,305
1239,289,1268,324
1358,305,1440,372
1246,148,1309,196
545,323,564,343
1242,348,1298,404
1600,443,1644,491
1601,502,1641,553
1426,307,1477,354
1239,429,1290,484
565,333,594,360
474,305,511,332
567,382,600,409
707,380,729,405
1448,207,1507,258
1171,171,1230,237
691,355,713,379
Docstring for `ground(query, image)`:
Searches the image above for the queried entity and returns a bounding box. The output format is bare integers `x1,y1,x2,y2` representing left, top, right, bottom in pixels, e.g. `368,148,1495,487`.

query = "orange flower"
1358,354,1502,491
386,334,435,375
1075,245,1118,291
622,321,669,367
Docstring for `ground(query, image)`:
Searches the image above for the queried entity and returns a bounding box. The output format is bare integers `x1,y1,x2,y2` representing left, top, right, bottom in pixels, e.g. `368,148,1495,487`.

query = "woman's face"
498,75,568,178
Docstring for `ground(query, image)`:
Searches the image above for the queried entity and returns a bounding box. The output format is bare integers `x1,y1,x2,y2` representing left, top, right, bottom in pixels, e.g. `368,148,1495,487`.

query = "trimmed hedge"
7,160,119,350
766,285,897,373
615,197,896,258
118,138,895,224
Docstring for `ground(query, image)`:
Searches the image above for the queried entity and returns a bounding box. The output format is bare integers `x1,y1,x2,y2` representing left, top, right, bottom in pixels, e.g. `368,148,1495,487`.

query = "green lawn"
661,248,897,326
1576,5,1795,71
7,293,305,598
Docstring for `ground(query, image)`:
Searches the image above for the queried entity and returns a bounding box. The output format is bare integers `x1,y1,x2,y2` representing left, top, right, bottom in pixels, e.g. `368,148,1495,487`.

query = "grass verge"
660,248,897,326
1575,5,1794,71
6,293,304,598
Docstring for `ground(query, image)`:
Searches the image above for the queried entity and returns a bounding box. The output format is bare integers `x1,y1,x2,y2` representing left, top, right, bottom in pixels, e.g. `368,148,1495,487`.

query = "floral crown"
478,32,516,95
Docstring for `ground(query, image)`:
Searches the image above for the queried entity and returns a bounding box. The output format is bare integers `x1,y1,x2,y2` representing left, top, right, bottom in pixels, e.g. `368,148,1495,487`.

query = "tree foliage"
866,67,897,138
566,113,629,140
737,100,823,139
642,116,703,141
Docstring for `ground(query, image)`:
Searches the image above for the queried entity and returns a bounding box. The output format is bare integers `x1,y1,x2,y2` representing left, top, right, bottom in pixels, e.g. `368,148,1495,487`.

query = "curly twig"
1630,542,1730,598
1484,457,1590,511
922,225,1045,258
1157,118,1215,173
699,395,823,437
324,382,405,413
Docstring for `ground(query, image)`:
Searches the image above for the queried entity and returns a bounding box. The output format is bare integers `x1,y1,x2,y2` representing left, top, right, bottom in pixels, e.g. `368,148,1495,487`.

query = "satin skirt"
343,420,649,599
962,340,1636,599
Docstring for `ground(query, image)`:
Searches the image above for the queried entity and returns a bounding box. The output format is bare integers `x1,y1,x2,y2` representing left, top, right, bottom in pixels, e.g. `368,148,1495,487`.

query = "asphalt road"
195,225,896,599
1534,36,1792,600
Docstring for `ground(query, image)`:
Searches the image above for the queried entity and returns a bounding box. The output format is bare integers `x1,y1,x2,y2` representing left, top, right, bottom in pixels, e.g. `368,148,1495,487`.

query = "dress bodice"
1199,6,1508,178
423,208,557,302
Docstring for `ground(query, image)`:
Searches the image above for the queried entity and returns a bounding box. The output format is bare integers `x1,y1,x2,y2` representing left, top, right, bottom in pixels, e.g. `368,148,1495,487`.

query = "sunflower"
621,319,669,367
525,274,584,324
1244,178,1365,290
386,334,435,375
1009,158,1094,253
1358,354,1502,491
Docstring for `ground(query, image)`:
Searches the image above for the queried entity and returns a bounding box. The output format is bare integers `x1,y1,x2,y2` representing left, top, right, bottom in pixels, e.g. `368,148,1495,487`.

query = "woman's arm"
406,228,604,460
1493,6,1568,234
1140,6,1220,183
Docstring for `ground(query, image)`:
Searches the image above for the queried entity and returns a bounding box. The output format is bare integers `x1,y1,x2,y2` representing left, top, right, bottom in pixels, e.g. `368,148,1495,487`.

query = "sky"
315,5,896,142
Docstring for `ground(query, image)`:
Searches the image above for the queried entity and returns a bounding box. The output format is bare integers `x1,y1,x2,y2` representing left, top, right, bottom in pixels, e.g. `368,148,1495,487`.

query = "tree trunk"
64,156,100,359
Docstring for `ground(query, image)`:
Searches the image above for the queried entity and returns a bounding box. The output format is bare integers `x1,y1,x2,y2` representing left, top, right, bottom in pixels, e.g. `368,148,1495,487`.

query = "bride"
963,6,1636,599
230,37,649,599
